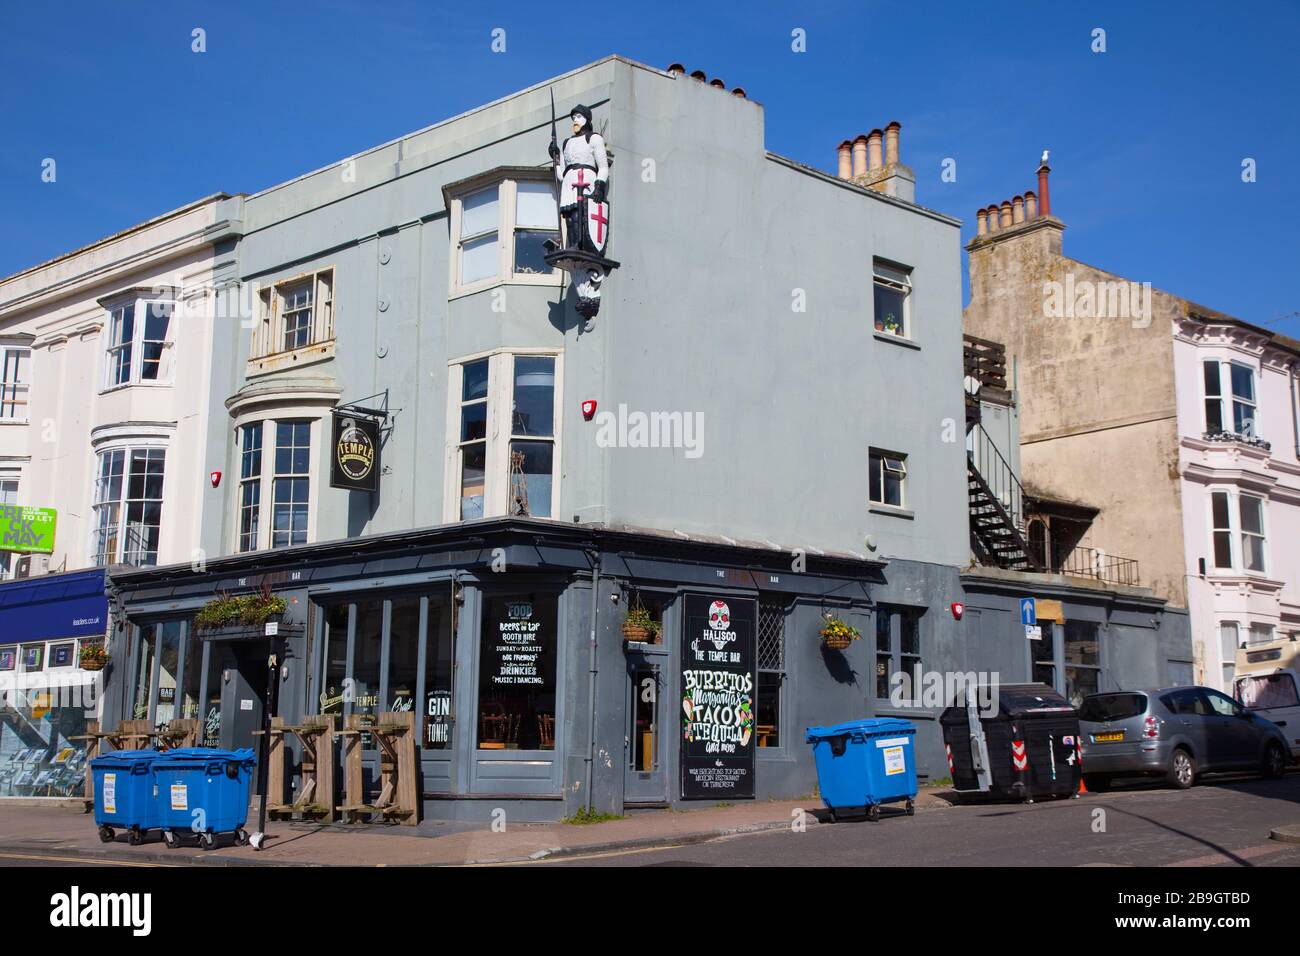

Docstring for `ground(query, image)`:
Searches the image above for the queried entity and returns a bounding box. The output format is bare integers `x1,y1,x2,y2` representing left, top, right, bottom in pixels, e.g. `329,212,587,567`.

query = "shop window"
180,632,202,719
321,603,350,719
0,644,92,797
423,602,455,749
1064,620,1100,707
92,447,166,567
20,643,44,672
875,612,891,700
448,352,561,521
0,647,14,671
757,601,785,747
478,594,558,751
386,598,421,713
351,600,384,725
0,345,30,421
132,625,155,720
154,622,182,728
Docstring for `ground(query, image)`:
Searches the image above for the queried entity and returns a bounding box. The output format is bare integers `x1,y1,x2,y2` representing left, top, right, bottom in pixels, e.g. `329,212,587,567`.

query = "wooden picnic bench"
255,714,337,822
337,712,418,826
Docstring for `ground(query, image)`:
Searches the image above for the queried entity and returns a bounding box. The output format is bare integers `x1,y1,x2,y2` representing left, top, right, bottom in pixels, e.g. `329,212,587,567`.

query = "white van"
1234,638,1300,760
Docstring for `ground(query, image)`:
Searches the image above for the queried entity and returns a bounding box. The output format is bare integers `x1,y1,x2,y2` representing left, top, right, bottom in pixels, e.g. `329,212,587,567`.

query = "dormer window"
102,296,174,390
448,173,560,297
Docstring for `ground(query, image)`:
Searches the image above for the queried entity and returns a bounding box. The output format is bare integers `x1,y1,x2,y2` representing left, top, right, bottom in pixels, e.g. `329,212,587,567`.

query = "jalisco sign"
0,505,56,554
680,595,757,800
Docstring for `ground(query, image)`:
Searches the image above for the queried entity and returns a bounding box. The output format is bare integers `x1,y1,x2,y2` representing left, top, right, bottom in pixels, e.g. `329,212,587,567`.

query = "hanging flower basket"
79,643,108,671
621,604,661,644
819,615,861,651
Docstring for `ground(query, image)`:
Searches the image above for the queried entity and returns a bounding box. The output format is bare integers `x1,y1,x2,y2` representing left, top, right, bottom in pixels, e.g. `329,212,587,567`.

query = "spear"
549,89,563,248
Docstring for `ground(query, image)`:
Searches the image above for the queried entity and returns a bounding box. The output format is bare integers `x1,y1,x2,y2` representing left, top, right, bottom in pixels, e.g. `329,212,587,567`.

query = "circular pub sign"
331,413,380,491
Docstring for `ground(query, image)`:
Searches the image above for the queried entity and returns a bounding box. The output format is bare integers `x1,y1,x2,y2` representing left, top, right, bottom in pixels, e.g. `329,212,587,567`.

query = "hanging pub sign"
680,594,757,800
330,411,380,492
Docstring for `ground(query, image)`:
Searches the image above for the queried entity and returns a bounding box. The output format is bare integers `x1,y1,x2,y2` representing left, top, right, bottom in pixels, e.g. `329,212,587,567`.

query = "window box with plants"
621,605,662,644
193,587,296,639
819,614,861,651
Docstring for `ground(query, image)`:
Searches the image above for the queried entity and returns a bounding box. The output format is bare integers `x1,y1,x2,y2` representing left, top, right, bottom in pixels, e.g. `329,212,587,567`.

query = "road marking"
0,851,171,868
469,842,695,866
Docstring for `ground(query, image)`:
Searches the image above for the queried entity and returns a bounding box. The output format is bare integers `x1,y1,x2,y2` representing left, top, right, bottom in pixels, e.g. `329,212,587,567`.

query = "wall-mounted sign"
330,412,380,492
0,505,56,554
680,594,756,800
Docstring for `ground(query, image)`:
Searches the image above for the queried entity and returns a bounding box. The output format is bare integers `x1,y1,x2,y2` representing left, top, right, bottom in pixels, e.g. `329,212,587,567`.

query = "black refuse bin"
940,683,1081,802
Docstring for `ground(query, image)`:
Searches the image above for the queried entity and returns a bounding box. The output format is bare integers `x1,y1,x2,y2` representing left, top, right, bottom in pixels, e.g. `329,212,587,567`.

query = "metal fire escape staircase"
964,336,1043,572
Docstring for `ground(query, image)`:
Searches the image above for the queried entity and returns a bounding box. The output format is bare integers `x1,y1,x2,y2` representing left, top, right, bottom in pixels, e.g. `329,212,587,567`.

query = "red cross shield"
586,200,610,254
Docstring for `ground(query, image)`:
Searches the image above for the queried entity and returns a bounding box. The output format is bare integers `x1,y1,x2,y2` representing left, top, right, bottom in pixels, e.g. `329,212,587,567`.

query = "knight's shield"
586,200,610,254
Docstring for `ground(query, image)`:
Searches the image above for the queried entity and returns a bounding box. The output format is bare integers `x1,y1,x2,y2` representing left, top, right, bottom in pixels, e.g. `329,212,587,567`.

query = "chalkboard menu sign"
680,594,757,800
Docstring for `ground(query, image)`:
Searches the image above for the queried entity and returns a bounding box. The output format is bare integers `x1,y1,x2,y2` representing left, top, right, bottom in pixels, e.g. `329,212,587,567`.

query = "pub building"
98,56,1190,820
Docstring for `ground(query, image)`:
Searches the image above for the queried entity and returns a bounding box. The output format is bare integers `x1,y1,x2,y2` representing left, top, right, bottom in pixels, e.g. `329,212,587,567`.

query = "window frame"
249,268,335,368
1209,490,1235,570
872,260,913,339
1238,492,1267,574
874,605,924,703
1202,359,1259,439
0,344,32,422
868,448,908,509
232,417,319,553
90,444,167,568
444,349,563,522
100,296,175,391
448,175,562,298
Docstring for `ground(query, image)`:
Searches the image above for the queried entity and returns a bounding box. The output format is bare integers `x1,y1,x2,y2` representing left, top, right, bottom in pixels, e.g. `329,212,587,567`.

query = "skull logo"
708,600,731,631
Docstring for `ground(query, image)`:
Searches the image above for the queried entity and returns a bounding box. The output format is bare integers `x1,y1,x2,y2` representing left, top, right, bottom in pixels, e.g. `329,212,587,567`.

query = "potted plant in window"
79,643,108,672
194,582,288,635
819,613,861,651
621,604,661,644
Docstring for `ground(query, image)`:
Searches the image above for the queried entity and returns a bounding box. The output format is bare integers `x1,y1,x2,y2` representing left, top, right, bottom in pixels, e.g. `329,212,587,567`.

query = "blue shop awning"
0,568,108,645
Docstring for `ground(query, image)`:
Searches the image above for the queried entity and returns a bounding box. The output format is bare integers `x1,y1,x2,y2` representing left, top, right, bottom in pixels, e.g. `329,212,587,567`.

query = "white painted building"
1175,311,1300,688
0,195,237,578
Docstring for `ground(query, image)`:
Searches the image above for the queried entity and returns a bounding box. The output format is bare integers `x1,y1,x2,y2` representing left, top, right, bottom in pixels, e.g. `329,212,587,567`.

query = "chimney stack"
866,129,883,173
1037,160,1051,217
837,141,853,179
884,121,901,166
852,135,869,179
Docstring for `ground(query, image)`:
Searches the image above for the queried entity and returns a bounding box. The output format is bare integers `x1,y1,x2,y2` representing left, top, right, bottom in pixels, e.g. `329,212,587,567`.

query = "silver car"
1078,686,1290,790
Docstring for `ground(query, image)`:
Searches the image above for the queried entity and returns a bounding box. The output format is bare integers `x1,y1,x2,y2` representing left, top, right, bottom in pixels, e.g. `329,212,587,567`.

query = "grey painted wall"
201,56,969,571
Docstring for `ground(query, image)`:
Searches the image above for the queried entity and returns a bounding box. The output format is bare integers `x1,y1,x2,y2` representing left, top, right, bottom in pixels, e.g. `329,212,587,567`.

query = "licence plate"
1094,731,1124,742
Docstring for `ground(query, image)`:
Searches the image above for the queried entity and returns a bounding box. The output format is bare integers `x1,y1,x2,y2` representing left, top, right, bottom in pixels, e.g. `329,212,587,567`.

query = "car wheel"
1083,774,1112,792
1167,748,1195,789
1262,741,1287,780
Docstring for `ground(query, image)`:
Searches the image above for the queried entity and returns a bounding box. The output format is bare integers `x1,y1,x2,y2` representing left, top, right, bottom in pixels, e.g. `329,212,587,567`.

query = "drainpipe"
1291,364,1300,461
583,547,600,812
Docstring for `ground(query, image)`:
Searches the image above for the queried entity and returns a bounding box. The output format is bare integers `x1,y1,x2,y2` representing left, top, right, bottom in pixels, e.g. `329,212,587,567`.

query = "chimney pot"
986,205,1001,232
852,135,869,179
1037,161,1052,217
837,141,853,179
1012,195,1025,224
709,78,726,89
667,63,686,75
731,87,746,98
999,201,1013,228
690,69,706,81
1024,190,1038,219
867,129,884,173
976,208,988,236
884,121,901,166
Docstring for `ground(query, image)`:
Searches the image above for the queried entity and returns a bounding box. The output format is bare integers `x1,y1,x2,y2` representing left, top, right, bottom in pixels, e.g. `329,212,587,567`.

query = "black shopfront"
106,519,888,821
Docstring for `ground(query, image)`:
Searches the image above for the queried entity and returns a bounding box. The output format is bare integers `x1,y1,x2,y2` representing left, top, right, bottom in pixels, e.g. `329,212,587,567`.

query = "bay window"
234,418,315,551
1,345,31,420
1239,493,1266,572
92,446,166,567
1203,360,1257,438
447,351,560,521
1209,490,1268,573
250,268,335,364
449,175,560,295
103,298,173,389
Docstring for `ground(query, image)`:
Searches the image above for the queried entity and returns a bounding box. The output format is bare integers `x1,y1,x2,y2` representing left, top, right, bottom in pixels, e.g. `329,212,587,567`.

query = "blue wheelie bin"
806,717,918,822
151,747,257,850
91,749,163,845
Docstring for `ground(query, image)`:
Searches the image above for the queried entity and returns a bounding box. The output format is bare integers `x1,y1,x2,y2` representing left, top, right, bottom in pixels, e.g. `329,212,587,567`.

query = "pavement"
0,787,955,867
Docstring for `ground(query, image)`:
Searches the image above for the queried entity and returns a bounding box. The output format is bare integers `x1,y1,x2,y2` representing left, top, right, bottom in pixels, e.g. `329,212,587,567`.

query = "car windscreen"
1078,693,1147,722
1237,673,1300,710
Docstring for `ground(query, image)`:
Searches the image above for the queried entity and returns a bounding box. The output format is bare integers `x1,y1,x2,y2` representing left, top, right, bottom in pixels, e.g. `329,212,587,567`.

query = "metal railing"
967,423,1027,533
1057,546,1140,587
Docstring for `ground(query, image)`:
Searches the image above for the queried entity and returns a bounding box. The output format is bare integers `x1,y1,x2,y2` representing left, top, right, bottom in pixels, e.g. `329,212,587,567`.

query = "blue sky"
2,0,1297,335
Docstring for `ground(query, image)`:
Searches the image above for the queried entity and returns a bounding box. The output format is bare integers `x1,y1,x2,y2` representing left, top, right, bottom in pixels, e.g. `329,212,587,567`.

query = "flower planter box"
194,622,304,643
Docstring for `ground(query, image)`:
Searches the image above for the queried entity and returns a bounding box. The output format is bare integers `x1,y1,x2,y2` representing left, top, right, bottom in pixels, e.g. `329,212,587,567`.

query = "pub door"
217,640,269,752
623,647,668,805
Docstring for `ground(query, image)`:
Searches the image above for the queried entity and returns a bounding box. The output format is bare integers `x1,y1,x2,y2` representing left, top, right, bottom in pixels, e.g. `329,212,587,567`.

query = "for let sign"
0,505,56,554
